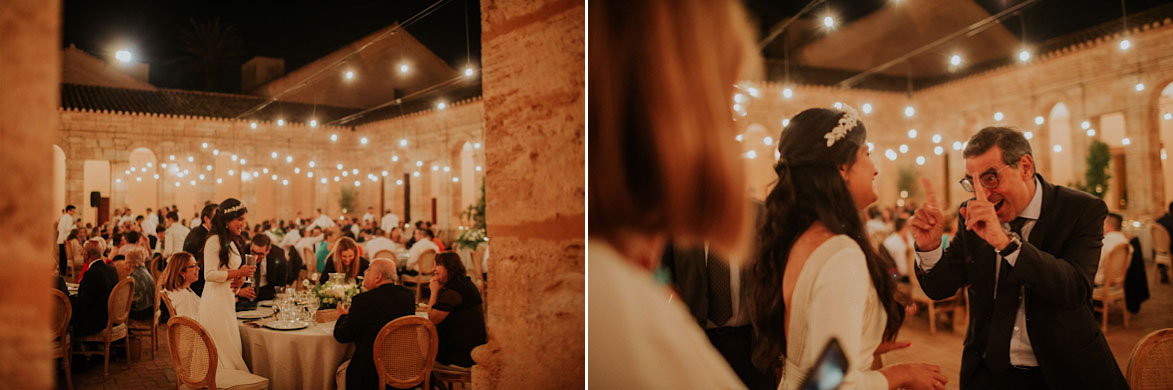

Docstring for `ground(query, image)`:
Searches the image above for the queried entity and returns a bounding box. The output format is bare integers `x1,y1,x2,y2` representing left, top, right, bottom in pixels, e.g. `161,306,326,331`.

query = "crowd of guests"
54,200,488,388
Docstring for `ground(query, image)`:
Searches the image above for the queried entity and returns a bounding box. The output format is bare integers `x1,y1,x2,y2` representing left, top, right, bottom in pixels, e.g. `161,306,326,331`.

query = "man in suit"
910,127,1127,389
661,201,771,390
182,203,216,296
72,240,130,337
333,260,415,390
246,234,288,301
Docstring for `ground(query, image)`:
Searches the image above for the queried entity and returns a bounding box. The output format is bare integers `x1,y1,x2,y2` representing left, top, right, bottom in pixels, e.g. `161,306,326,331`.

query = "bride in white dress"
751,107,948,390
198,198,257,371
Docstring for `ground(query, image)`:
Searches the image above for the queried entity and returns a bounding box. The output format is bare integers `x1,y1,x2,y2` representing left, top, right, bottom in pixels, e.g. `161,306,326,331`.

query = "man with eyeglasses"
909,127,1126,389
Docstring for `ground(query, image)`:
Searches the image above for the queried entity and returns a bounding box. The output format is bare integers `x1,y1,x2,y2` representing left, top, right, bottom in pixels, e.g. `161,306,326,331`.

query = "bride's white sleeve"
804,245,889,389
203,236,229,283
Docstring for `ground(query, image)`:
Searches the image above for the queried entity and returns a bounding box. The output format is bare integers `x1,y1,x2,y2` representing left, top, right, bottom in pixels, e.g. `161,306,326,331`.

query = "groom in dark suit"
910,127,1127,389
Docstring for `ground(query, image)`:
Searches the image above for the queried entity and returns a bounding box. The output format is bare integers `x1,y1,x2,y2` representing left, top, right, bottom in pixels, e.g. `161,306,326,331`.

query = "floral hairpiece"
824,105,860,147
224,204,246,214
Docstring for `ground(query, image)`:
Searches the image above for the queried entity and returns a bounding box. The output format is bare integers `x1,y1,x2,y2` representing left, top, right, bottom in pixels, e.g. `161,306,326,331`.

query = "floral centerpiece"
304,274,361,309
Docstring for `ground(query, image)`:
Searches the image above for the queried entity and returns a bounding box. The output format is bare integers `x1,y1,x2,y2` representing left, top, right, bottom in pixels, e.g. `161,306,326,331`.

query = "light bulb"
861,103,872,114
1034,116,1045,125
330,134,338,142
309,119,318,127
1024,131,1033,140
277,119,285,126
250,122,257,129
904,106,915,117
916,156,926,166
782,88,793,99
884,149,898,161
934,146,944,155
949,54,962,67
1018,50,1031,62
931,134,942,144
823,15,835,28
907,129,917,139
1120,39,1131,51
994,112,1004,121
1052,144,1063,153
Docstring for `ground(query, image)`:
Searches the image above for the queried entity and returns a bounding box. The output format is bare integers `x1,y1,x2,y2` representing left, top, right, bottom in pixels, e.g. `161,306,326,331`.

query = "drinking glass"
243,254,257,285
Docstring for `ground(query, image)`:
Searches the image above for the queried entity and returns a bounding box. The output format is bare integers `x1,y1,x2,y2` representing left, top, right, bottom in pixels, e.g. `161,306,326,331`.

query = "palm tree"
174,17,245,91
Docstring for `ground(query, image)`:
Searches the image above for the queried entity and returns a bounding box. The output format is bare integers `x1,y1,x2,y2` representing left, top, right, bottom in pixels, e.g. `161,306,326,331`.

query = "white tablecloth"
238,320,352,390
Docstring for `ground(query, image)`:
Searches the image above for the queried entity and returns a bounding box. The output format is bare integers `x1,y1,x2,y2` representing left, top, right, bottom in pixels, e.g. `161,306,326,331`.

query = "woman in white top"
160,252,253,319
198,198,257,372
588,0,757,387
752,108,947,390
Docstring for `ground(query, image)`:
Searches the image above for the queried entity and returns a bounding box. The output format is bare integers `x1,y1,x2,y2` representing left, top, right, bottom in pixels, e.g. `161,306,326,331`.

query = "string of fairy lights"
111,0,485,211
736,0,1172,176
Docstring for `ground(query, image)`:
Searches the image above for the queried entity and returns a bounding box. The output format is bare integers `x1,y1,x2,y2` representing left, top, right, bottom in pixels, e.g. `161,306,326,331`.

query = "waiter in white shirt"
381,210,401,231
57,205,77,275
163,211,190,258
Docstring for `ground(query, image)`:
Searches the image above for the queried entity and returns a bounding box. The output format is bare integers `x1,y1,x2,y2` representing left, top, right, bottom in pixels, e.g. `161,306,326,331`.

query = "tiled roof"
344,80,483,126
60,83,362,124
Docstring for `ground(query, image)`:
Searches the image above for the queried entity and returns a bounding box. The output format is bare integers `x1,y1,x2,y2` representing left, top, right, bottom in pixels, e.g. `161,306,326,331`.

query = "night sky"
63,0,481,93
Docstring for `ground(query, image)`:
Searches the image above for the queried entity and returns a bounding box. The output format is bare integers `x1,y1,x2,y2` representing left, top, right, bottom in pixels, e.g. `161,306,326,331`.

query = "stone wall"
0,0,59,387
472,0,585,388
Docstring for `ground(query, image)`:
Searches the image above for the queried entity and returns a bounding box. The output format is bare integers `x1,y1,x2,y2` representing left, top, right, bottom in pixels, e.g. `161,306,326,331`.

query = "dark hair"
963,127,1033,173
125,231,140,245
209,198,248,269
1106,213,1123,231
753,107,903,371
65,205,76,212
200,203,218,223
135,215,144,222
251,233,271,248
1167,201,1173,215
423,228,436,239
435,251,466,281
893,217,908,232
166,211,180,222
156,225,166,234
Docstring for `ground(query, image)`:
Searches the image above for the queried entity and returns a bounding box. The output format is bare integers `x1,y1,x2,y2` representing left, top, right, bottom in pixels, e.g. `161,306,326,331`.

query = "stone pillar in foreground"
0,0,61,387
472,0,585,388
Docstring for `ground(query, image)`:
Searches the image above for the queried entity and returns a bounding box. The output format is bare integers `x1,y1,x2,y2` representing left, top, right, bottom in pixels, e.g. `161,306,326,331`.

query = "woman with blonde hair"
588,0,758,387
160,252,254,320
320,236,369,285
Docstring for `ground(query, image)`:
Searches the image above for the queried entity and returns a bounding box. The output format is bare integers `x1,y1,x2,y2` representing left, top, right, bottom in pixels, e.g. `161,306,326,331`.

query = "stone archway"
1156,81,1173,207
126,147,159,215
1047,102,1075,187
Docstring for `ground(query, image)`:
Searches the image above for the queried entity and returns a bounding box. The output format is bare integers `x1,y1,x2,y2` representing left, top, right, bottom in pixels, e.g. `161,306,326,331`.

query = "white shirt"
407,239,440,271
163,288,201,319
279,229,301,250
312,215,335,230
381,213,400,230
1095,231,1130,285
866,218,891,239
917,177,1043,367
364,237,399,259
883,232,911,277
143,214,159,237
57,214,75,244
189,218,200,229
294,234,324,257
362,212,375,223
164,223,191,257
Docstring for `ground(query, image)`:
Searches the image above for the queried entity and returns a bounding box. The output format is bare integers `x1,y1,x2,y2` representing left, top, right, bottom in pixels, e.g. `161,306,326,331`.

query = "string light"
1024,131,1033,140
1017,49,1031,62
344,70,355,80
352,168,358,175
240,158,247,165
884,149,898,161
1081,121,1091,130
263,168,269,174
213,149,219,156
294,168,301,174
250,122,257,129
310,119,318,127
475,166,482,172
396,179,404,185
202,142,208,149
952,141,963,151
432,165,439,171
907,129,917,139
416,161,424,167
867,142,874,152
1120,38,1131,51
949,54,962,67
283,179,289,186
116,178,122,183
904,106,915,117
833,102,842,109
399,139,408,147
861,103,873,114
216,178,223,184
169,155,175,161
782,88,793,99
309,161,316,168
931,134,942,144
308,171,313,178
899,144,909,154
763,136,774,146
464,67,475,77
337,163,343,170
934,146,944,155
782,118,790,127
1135,83,1145,92
331,134,338,142
413,171,420,177
271,174,278,181
205,165,212,171
228,169,234,176
322,178,328,184
1034,116,1045,125
437,102,447,110
1123,137,1131,146
443,166,451,172
916,156,926,166
360,137,369,145
277,119,285,127
1052,144,1063,152
187,156,194,162
473,142,481,149
399,63,410,73
823,15,835,28
286,155,293,163
392,155,399,162
994,112,1004,121
382,170,389,177
747,87,761,98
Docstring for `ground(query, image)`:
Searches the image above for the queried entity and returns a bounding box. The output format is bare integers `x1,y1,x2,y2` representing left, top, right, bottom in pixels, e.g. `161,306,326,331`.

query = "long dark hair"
751,107,904,370
209,198,248,270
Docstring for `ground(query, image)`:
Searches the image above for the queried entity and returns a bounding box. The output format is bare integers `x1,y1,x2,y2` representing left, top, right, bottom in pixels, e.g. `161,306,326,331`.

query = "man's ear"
1020,154,1035,179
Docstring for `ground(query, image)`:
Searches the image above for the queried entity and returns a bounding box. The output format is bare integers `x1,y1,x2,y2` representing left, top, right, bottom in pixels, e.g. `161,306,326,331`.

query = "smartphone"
799,338,849,390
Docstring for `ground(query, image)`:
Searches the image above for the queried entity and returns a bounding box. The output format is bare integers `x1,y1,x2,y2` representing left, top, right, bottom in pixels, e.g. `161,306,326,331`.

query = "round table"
238,320,352,390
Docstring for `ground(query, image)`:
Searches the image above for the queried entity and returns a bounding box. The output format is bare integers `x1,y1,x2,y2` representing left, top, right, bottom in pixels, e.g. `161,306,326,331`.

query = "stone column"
473,0,585,388
0,0,60,387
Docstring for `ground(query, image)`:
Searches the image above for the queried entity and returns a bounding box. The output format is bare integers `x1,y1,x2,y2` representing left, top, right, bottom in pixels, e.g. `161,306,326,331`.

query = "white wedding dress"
199,235,249,371
780,235,888,390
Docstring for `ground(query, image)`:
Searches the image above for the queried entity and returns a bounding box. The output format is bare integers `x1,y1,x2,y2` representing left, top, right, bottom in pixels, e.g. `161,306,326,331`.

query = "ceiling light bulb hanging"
823,15,835,28
277,119,285,127
1018,49,1031,62
1120,39,1131,51
904,106,915,117
949,54,962,67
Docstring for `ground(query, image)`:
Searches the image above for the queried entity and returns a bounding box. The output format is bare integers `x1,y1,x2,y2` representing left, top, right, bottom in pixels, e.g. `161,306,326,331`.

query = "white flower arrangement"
824,105,860,147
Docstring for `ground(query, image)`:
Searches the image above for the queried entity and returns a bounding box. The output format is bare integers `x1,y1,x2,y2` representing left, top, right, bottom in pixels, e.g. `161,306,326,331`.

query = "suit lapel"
1025,175,1056,249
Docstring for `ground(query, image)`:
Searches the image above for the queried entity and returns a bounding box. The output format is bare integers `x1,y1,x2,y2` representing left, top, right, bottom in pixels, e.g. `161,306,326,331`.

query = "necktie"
987,217,1028,374
707,252,733,326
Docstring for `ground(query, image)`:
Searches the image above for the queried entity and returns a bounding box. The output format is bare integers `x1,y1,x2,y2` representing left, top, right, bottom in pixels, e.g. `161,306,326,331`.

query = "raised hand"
960,183,1011,250
910,178,945,251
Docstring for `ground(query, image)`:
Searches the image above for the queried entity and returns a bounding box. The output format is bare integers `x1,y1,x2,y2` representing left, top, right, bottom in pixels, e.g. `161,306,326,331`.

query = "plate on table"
257,300,274,307
236,309,273,320
263,320,311,331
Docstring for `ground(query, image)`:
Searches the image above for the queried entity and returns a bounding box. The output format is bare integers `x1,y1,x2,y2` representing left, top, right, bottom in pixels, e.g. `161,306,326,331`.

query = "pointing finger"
974,180,988,203
921,178,938,207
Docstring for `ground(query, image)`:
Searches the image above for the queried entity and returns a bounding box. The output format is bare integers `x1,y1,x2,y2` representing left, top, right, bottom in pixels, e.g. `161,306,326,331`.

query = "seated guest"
405,229,440,275
333,260,415,390
427,252,487,367
388,227,404,245
363,229,399,256
248,234,288,300
124,247,156,321
405,221,425,248
321,237,370,285
315,230,336,274
285,244,305,286
72,242,130,337
120,231,144,255
160,252,249,320
1095,213,1130,286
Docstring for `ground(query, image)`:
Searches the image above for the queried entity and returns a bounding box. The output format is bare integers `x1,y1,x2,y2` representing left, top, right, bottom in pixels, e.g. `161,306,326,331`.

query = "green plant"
1074,140,1111,198
897,165,920,200
339,186,358,215
455,182,487,250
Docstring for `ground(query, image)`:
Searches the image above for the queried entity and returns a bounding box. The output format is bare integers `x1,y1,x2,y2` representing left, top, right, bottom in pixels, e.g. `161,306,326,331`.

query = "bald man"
333,260,415,390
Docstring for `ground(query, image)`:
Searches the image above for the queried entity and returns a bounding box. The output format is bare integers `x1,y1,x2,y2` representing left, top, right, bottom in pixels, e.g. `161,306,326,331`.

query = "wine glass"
243,254,257,286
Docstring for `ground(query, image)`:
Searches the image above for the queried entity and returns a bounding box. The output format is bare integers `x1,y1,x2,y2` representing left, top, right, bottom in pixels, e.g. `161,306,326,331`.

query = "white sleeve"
805,246,889,389
915,244,944,272
203,237,229,283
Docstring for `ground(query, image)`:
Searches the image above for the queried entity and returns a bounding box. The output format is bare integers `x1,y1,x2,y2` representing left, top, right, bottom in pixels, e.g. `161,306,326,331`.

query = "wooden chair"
129,282,162,359
906,253,966,335
1094,243,1131,333
1127,328,1173,389
373,316,438,389
303,247,317,282
51,289,73,390
433,363,472,390
166,316,269,390
1151,223,1172,285
160,291,177,318
75,277,134,376
402,249,437,304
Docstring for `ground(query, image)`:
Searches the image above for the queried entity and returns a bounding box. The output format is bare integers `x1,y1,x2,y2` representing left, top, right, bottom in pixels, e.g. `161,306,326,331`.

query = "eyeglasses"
959,165,1014,193
184,265,199,270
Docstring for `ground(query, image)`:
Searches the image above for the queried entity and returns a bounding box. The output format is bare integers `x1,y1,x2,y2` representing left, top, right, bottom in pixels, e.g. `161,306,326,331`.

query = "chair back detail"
1126,328,1173,389
374,316,438,389
51,289,71,343
373,250,395,262
1104,243,1131,289
166,316,218,389
418,250,437,275
108,278,135,329
160,291,177,318
1151,224,1171,259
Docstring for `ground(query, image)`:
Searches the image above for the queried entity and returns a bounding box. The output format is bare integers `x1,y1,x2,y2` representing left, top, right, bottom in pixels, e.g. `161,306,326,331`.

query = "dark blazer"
333,283,415,390
662,245,754,327
248,246,288,301
71,260,119,337
916,175,1127,389
182,224,210,296
285,246,305,285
